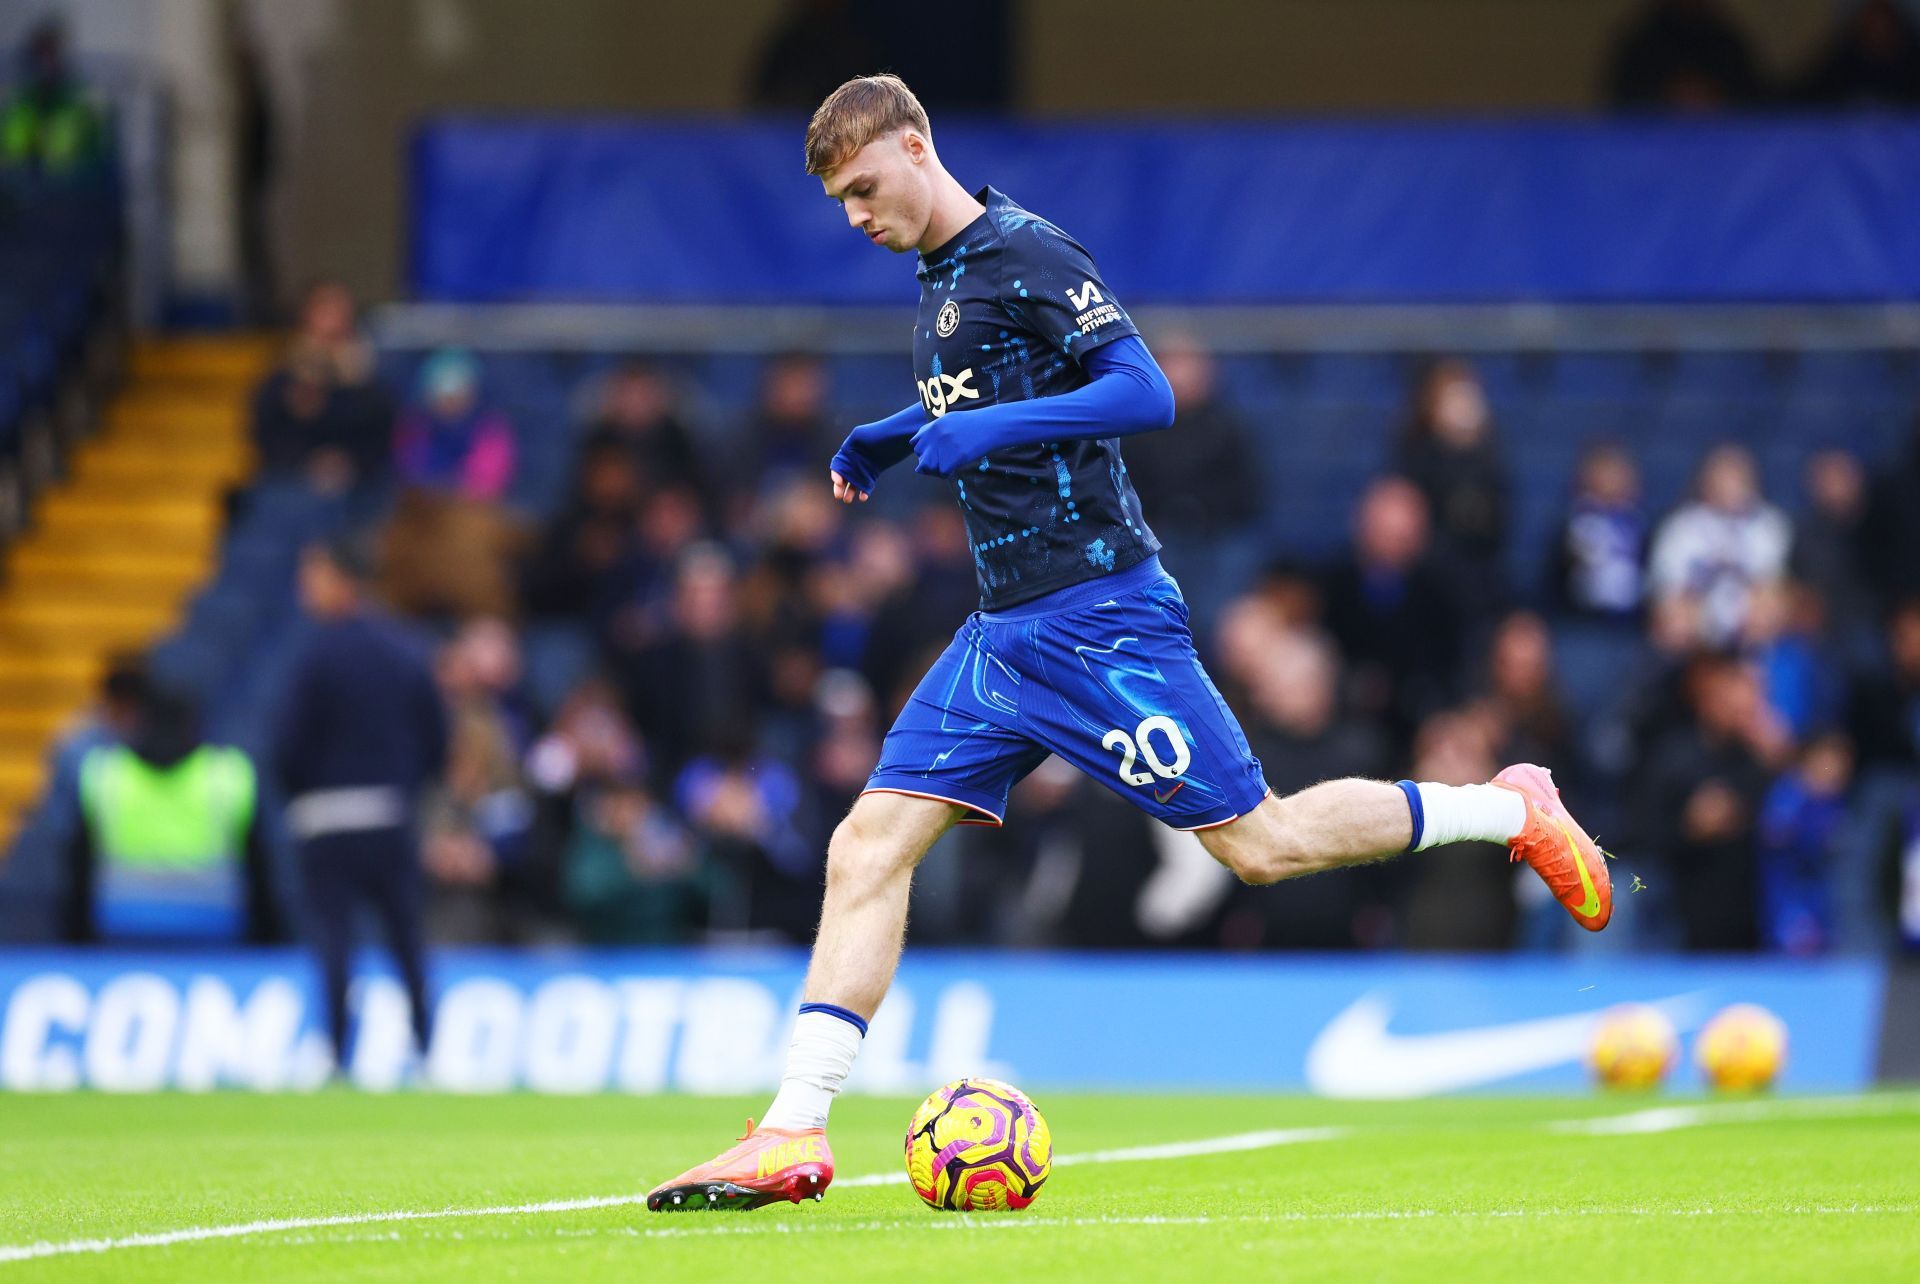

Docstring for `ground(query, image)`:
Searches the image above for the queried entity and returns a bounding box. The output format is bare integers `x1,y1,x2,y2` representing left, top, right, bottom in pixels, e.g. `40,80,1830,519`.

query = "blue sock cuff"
798,1002,869,1036
1395,780,1424,853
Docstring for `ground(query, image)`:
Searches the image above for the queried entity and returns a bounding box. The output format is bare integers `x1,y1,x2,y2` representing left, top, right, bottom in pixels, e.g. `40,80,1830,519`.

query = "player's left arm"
910,336,1174,477
831,400,924,502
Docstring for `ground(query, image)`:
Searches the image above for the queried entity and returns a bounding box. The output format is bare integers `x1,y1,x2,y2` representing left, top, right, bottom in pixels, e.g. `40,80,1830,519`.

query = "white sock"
1407,781,1527,851
759,1007,865,1131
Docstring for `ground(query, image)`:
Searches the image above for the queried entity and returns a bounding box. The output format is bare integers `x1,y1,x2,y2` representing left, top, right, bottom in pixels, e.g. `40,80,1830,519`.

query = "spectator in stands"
524,678,705,943
40,653,150,849
275,535,446,1070
737,353,835,508
1553,440,1647,620
1633,653,1789,950
522,439,644,626
526,678,648,825
1122,333,1261,625
1614,593,1710,780
562,774,707,944
677,737,817,940
64,681,275,944
806,668,883,825
1603,0,1766,110
1395,359,1510,618
1836,597,1920,948
1400,705,1516,950
1123,333,1260,538
858,505,979,710
1793,0,1920,107
1322,476,1464,750
601,484,711,654
250,281,393,495
445,614,535,750
1647,443,1792,648
814,517,915,672
1481,610,1576,777
395,348,516,502
1238,625,1390,796
1228,624,1391,950
584,360,708,506
740,477,843,658
381,351,523,620
1846,598,1920,776
614,543,763,782
1756,730,1853,955
1791,448,1875,650
1740,579,1841,743
1,19,109,176
420,628,538,943
1862,412,1920,608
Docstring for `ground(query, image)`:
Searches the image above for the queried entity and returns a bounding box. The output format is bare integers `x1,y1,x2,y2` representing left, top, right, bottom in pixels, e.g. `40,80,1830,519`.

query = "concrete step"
9,546,208,583
0,652,104,681
130,336,278,383
78,441,250,473
0,613,175,654
0,707,73,741
21,518,216,559
0,597,177,630
0,668,97,708
0,758,49,796
58,468,245,500
34,491,219,527
3,561,204,609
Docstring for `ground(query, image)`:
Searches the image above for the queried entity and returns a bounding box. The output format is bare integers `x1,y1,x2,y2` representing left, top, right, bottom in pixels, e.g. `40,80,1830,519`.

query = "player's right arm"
830,400,925,503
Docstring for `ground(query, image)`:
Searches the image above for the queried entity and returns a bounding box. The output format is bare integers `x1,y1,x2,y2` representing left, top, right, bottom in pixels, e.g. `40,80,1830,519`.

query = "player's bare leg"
647,790,960,1211
1195,778,1411,881
1196,766,1611,929
800,790,962,1015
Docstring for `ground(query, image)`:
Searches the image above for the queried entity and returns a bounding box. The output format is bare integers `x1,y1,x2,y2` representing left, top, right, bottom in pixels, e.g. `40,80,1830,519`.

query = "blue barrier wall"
0,950,1885,1095
411,117,1920,304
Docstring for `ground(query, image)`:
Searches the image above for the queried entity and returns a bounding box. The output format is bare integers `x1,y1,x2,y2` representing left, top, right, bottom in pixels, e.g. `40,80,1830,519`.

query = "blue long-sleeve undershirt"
830,336,1176,490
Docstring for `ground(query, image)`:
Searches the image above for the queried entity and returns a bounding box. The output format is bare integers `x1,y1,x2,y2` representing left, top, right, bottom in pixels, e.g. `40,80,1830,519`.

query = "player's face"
821,132,932,253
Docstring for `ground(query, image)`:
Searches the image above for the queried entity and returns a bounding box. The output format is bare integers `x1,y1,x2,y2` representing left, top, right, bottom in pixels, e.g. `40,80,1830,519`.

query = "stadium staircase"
0,336,271,846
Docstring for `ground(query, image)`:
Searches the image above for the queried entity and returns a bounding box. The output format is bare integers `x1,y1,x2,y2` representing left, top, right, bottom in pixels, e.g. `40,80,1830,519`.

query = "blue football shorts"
864,555,1272,830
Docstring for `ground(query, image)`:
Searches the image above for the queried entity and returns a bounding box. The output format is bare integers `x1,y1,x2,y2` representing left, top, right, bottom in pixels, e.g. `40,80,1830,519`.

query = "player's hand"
830,469,870,504
909,420,975,478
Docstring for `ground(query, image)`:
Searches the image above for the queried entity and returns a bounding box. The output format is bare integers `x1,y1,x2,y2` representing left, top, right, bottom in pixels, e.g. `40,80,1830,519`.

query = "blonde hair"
804,74,931,176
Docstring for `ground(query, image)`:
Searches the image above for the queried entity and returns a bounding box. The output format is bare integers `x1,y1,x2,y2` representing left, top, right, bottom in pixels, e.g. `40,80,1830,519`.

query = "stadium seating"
3,329,1915,942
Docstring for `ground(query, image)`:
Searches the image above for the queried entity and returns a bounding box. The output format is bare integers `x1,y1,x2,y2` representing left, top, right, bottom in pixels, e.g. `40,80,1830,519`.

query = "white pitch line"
1545,1093,1920,1137
6,1098,1914,1265
173,1203,1920,1250
0,1195,651,1265
0,1126,1349,1265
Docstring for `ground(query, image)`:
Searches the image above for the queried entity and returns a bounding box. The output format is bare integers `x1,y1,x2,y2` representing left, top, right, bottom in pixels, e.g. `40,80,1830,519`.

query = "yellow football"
1696,1003,1787,1092
904,1077,1052,1210
1588,1004,1679,1091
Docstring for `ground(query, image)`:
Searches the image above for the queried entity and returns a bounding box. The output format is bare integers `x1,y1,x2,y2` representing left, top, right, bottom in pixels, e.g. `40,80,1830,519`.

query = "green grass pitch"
2,1091,1916,1282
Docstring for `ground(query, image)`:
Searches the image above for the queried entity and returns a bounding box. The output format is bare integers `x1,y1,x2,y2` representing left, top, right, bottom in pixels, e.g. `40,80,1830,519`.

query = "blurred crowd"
1605,0,1920,111
46,280,1920,960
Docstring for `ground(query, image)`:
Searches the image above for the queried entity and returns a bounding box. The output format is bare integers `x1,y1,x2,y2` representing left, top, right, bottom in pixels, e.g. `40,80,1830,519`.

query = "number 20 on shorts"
1102,715,1191,786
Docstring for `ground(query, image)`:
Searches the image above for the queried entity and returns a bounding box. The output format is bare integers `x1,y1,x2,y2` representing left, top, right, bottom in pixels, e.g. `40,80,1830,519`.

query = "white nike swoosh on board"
1303,991,1709,1099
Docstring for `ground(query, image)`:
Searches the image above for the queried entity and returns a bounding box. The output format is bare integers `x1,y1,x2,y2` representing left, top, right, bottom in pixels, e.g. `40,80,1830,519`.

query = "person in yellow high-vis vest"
66,684,278,943
1,21,109,177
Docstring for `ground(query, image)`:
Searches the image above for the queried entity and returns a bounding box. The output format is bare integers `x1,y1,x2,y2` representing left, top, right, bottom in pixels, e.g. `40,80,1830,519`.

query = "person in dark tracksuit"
274,536,448,1069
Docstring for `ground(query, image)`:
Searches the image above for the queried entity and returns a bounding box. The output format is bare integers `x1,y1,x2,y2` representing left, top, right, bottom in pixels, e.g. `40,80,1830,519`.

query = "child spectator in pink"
395,348,516,501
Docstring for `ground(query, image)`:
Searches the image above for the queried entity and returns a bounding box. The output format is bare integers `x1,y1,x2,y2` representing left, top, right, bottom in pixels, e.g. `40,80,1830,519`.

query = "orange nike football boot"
646,1120,834,1211
1493,762,1612,931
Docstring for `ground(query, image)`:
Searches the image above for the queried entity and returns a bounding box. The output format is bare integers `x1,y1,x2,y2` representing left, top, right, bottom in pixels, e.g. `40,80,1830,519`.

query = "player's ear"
903,129,929,166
